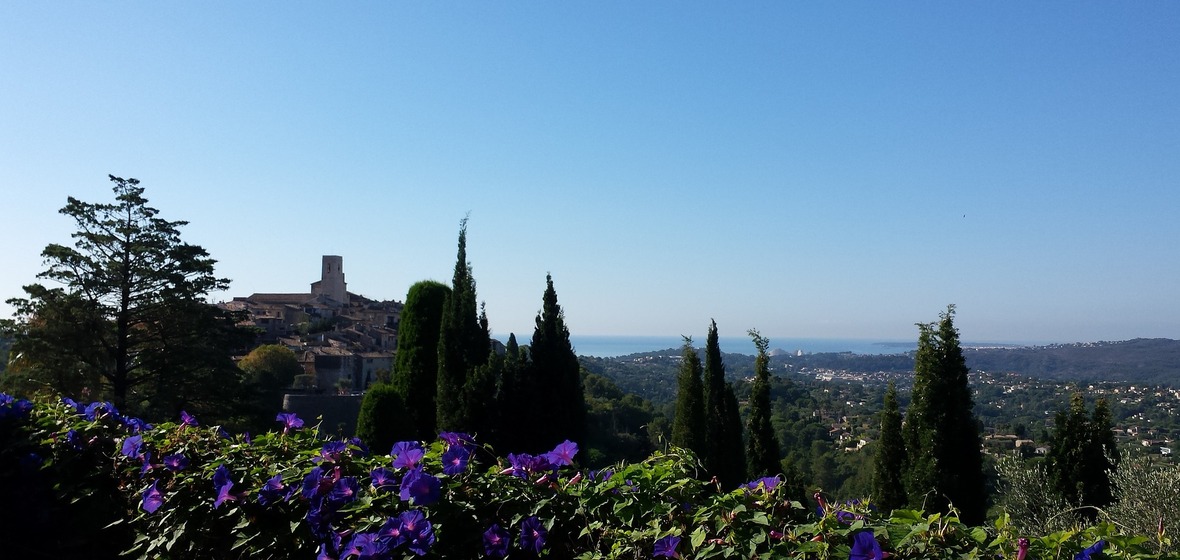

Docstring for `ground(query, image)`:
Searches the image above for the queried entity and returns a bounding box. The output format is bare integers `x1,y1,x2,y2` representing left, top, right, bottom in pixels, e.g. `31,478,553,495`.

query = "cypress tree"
436,218,491,432
902,305,987,524
1047,393,1120,519
526,273,585,450
745,329,780,478
703,320,746,488
391,280,451,440
671,336,706,454
873,381,907,513
494,333,530,452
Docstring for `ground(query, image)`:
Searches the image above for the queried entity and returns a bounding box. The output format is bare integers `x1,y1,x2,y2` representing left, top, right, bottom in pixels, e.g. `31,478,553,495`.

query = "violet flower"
1075,540,1105,560
276,412,304,434
391,441,424,469
849,530,883,560
179,410,198,428
142,480,164,514
441,445,470,476
399,467,441,506
483,524,511,558
544,440,578,467
654,535,681,558
520,516,547,555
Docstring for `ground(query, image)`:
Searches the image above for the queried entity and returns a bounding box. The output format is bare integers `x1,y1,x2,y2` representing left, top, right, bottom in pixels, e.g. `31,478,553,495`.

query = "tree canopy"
1,175,253,422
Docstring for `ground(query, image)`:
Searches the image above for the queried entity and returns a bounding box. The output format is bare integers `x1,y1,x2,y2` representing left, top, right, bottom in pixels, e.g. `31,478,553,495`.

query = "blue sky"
2,3,1178,344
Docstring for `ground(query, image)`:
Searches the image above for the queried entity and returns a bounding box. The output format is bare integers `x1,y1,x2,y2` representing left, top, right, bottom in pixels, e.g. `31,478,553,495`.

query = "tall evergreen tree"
356,383,411,455
436,218,491,432
391,280,451,440
745,329,780,478
671,336,705,454
494,333,531,452
902,305,987,525
873,381,907,513
526,273,585,450
1047,393,1120,519
703,320,746,488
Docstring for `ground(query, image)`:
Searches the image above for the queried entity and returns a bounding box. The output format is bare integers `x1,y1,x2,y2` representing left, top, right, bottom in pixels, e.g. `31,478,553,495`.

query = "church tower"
311,255,348,305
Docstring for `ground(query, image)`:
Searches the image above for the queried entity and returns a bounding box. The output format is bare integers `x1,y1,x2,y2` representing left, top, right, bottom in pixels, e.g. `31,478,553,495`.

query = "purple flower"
520,516,547,555
441,445,471,476
319,441,347,463
213,464,237,508
744,476,780,493
121,435,144,458
483,524,511,558
348,437,370,457
259,474,295,506
123,416,152,433
390,441,424,469
370,467,396,491
849,530,883,560
654,535,681,558
1017,538,1029,560
342,532,384,558
179,410,198,428
399,467,441,506
142,480,164,514
84,401,118,421
302,467,332,500
377,515,408,549
543,440,579,467
327,476,359,506
276,412,304,434
61,397,83,414
506,452,555,479
399,510,435,556
139,452,154,476
162,453,189,472
439,431,476,450
1075,540,1105,560
65,429,84,450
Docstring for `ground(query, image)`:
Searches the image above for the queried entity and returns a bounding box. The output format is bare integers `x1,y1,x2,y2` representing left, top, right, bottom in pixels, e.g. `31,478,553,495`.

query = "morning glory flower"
506,453,555,479
61,397,83,414
121,434,144,458
1017,538,1029,560
179,410,198,428
483,524,511,558
123,416,152,434
399,510,435,556
654,535,681,558
439,431,476,451
162,453,189,472
258,474,296,506
391,441,424,469
370,467,396,491
139,452,154,476
319,441,347,463
142,480,164,514
1075,540,1106,560
441,445,470,476
544,440,578,467
327,476,359,506
84,401,118,421
348,437,370,457
377,515,408,549
745,476,781,494
849,530,883,560
276,412,304,434
399,467,441,506
213,464,237,508
520,516,547,555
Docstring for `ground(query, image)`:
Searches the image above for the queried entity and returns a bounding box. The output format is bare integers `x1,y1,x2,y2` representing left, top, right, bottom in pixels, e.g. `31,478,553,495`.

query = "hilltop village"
221,256,402,394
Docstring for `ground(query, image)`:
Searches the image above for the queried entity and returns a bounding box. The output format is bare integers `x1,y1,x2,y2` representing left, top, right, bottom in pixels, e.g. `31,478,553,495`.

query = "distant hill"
580,338,1180,402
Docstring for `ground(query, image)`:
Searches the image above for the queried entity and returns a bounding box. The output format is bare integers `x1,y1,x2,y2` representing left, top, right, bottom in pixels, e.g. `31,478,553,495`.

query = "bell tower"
311,255,348,305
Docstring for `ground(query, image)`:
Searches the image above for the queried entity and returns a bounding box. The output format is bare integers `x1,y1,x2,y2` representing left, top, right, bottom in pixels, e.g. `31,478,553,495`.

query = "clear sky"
2,3,1178,345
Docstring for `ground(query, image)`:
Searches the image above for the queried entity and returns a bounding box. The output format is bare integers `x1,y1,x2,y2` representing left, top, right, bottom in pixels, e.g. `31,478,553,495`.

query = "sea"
554,335,919,358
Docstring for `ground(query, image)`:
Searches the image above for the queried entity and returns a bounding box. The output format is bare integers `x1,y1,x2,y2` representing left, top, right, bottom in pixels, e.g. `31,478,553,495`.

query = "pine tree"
671,336,706,454
436,218,491,432
703,320,746,488
902,305,987,524
873,381,907,513
1,175,254,421
391,280,451,440
745,329,780,478
526,273,585,451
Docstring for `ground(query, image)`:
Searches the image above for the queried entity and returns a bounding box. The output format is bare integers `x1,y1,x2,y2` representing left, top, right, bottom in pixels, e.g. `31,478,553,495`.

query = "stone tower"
311,255,348,305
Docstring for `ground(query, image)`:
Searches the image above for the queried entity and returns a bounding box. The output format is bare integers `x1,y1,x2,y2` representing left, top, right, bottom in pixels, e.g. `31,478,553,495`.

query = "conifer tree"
356,383,412,455
703,320,746,488
1047,393,1120,519
391,280,451,440
493,333,530,451
873,381,907,512
745,329,780,478
902,305,987,524
526,273,585,450
436,218,491,432
671,336,705,454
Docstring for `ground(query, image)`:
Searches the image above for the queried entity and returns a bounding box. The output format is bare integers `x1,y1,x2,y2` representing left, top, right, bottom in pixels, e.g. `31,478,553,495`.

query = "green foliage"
903,305,987,525
745,329,780,479
239,344,303,426
391,280,451,440
671,336,705,455
1,176,254,424
582,372,656,467
1047,393,1121,520
873,381,907,513
355,382,411,456
2,395,1177,559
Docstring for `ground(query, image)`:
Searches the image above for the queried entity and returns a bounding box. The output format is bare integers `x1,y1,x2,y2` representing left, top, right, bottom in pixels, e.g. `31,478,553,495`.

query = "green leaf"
691,526,707,549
